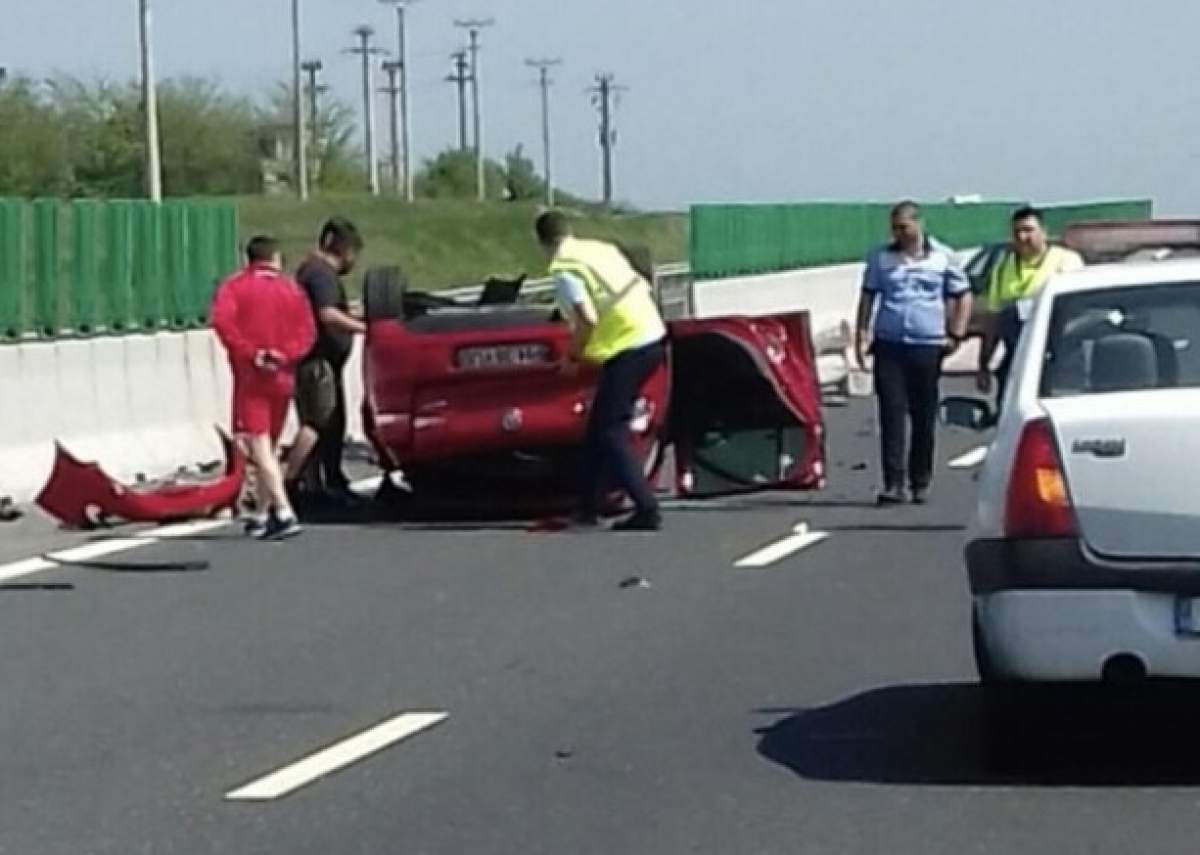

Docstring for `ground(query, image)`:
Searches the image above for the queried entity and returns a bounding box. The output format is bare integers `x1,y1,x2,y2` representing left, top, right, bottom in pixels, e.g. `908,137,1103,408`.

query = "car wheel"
363,266,408,322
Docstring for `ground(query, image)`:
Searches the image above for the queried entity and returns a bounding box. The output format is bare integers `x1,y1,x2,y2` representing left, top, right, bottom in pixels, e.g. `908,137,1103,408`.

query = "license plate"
1174,597,1200,636
456,343,550,370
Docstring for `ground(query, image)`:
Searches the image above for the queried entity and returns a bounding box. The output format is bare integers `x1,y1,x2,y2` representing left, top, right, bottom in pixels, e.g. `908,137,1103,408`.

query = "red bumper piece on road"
36,431,245,529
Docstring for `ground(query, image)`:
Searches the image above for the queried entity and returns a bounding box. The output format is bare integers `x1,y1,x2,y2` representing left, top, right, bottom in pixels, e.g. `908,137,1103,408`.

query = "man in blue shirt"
855,201,973,505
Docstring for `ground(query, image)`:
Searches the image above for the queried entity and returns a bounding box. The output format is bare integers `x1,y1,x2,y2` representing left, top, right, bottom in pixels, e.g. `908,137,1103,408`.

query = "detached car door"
668,311,825,496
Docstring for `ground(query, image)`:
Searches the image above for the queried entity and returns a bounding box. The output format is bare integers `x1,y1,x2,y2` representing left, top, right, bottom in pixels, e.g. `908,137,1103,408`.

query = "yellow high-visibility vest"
985,245,1084,312
549,236,666,364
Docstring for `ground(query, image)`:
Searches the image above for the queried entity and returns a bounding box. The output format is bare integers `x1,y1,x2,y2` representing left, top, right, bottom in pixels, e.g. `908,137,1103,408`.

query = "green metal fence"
690,199,1154,279
0,198,240,340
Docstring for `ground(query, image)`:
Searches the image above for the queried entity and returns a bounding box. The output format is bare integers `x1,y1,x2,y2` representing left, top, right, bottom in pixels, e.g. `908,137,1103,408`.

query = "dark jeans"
993,308,1023,417
873,339,943,492
579,340,667,517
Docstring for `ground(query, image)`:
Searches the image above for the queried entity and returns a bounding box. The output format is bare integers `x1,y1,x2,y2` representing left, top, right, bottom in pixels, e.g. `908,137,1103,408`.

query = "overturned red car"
361,264,825,509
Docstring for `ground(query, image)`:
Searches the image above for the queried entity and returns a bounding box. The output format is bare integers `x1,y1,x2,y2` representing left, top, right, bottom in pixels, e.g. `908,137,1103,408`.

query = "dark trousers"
993,309,1023,417
873,340,943,491
313,366,348,491
579,340,666,517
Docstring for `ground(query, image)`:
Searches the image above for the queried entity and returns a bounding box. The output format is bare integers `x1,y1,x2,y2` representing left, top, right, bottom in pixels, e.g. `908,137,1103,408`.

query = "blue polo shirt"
862,238,969,346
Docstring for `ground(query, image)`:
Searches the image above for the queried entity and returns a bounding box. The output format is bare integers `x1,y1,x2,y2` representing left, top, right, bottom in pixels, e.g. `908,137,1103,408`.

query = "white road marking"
0,519,228,585
735,523,830,568
149,520,229,540
0,557,54,585
46,539,147,564
948,445,989,470
225,711,449,802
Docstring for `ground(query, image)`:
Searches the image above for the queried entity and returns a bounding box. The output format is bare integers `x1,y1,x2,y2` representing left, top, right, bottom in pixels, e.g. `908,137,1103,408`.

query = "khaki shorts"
294,359,338,429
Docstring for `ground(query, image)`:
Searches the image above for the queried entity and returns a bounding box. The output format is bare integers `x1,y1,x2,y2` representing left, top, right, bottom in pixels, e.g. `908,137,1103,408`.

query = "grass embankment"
239,196,688,292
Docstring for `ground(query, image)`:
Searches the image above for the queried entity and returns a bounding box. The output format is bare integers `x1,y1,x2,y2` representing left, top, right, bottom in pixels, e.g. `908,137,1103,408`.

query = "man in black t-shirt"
284,218,367,506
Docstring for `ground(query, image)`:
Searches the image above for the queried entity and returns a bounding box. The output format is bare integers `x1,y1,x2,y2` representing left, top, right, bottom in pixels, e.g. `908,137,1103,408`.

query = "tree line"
0,74,557,202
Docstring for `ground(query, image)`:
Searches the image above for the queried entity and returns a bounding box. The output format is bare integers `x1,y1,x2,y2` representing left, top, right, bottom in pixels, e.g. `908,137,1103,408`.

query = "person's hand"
854,337,870,371
254,349,281,373
975,369,993,394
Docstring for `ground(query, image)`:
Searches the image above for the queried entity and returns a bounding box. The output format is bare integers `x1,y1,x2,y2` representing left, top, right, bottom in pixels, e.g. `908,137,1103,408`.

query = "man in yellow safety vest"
977,206,1084,410
537,211,668,532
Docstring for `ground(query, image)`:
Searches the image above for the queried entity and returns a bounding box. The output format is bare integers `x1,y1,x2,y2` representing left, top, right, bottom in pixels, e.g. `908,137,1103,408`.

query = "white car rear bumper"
977,590,1200,681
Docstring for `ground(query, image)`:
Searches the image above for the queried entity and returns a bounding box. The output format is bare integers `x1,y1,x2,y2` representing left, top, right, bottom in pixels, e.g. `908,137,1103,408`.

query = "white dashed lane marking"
948,445,989,470
0,519,227,585
735,522,830,568
225,712,449,802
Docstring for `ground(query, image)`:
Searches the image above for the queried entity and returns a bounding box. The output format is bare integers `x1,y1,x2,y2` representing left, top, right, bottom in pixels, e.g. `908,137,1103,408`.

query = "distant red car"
361,266,825,509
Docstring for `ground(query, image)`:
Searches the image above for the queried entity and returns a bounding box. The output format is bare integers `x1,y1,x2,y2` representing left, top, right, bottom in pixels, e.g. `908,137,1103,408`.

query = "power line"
290,0,308,200
587,73,628,208
454,18,495,202
380,60,404,195
525,58,561,208
301,59,328,158
137,0,162,202
378,0,417,202
344,26,389,196
446,50,470,152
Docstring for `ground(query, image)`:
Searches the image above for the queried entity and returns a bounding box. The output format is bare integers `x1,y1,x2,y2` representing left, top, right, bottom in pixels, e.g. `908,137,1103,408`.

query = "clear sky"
4,0,1198,214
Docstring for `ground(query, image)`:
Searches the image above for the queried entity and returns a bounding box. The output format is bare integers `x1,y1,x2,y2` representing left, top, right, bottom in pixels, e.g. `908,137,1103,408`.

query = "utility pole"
454,18,495,202
344,26,388,196
137,0,163,202
379,0,416,202
446,50,470,152
291,0,308,200
588,73,627,208
301,59,327,157
526,58,561,208
381,61,403,194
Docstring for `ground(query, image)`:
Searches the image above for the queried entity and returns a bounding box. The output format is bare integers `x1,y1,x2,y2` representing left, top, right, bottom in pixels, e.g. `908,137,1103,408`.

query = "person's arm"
304,267,368,336
941,254,972,345
554,272,598,362
210,282,258,365
855,255,878,369
318,305,367,336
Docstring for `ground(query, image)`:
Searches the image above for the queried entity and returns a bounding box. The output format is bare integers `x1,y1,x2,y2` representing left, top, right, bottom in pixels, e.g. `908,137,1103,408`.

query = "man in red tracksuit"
211,236,315,540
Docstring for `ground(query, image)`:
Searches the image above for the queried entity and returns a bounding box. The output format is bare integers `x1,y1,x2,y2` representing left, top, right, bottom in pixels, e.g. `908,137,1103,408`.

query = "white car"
958,259,1200,685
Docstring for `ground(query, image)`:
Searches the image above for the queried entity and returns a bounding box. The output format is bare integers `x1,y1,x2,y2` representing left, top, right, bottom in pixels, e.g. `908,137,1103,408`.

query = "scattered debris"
850,462,868,472
36,431,245,528
0,496,22,523
554,749,574,761
618,576,652,590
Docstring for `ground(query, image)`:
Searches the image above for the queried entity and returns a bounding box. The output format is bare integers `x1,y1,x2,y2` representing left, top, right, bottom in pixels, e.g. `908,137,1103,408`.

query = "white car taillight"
1004,418,1077,539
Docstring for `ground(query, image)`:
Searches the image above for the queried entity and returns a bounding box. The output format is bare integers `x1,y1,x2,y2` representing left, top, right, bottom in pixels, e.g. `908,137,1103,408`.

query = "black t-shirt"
297,256,353,367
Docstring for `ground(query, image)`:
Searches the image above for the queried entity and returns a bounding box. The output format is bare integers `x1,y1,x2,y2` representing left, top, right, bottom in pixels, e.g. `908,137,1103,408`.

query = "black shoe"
911,486,930,505
611,511,662,532
258,512,303,541
877,486,907,506
321,486,367,509
243,516,268,538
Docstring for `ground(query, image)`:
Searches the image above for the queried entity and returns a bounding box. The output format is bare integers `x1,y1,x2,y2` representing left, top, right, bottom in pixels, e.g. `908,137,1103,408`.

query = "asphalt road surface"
2,392,1198,855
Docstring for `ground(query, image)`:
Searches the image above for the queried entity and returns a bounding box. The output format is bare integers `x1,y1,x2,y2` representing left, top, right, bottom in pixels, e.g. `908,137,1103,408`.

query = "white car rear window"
1041,282,1200,397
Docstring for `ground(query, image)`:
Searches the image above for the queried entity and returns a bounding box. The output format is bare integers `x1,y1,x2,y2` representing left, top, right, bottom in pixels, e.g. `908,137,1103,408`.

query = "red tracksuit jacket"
210,263,316,398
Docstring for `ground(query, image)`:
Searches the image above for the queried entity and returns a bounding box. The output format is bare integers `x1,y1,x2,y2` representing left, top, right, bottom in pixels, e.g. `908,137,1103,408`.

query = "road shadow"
756,682,1200,787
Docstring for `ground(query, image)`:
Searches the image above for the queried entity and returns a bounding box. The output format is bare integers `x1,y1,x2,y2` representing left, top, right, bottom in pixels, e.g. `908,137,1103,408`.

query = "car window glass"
1041,282,1200,397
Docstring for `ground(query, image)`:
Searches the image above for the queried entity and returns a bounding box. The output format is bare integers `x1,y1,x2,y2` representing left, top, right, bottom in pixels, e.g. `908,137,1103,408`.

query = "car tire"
363,266,408,323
